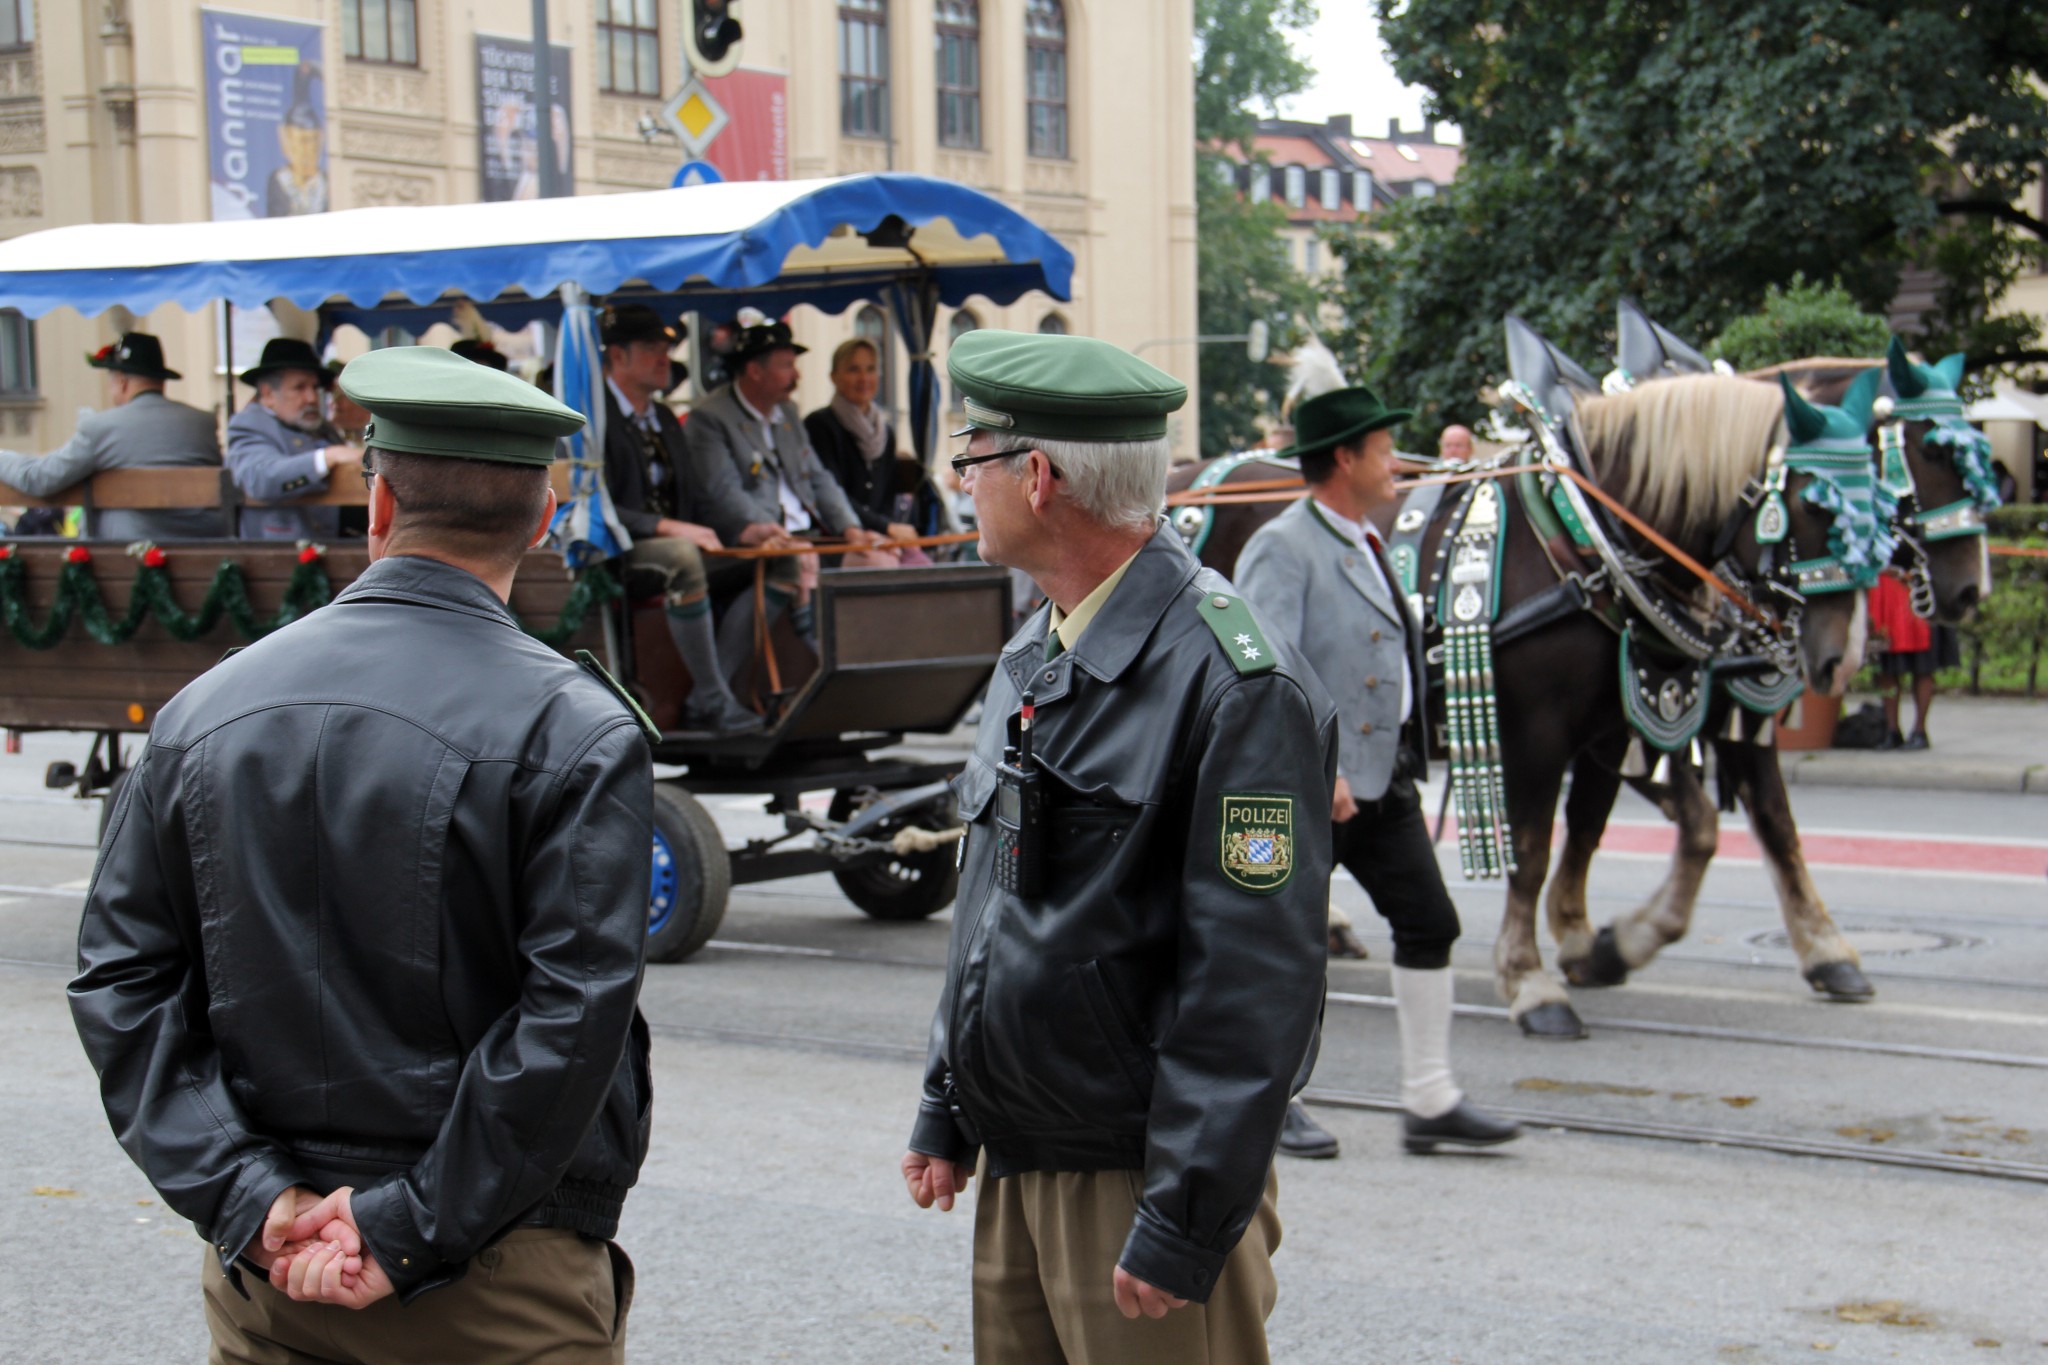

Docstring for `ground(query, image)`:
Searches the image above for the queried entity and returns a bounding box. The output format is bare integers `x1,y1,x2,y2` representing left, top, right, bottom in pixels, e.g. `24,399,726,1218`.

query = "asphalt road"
2,728,2044,1363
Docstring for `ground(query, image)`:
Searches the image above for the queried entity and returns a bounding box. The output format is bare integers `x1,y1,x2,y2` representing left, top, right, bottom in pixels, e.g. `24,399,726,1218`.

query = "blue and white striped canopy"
0,173,1073,325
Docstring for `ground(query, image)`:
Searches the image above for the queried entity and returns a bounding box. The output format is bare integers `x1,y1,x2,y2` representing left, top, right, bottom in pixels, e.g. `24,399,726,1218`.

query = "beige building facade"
0,0,1198,463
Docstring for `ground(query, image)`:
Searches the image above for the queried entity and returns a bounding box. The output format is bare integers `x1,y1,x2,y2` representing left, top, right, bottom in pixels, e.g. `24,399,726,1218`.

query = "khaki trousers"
971,1163,1281,1365
203,1228,634,1365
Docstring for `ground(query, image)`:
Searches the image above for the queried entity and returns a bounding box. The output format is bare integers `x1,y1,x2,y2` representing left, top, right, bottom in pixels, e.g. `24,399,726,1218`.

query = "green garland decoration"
0,546,617,651
0,547,333,650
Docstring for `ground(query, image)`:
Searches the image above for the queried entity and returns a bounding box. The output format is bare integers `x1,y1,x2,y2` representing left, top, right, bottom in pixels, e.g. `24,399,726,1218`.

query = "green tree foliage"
1193,0,1320,458
1706,277,1891,372
1325,1,2048,442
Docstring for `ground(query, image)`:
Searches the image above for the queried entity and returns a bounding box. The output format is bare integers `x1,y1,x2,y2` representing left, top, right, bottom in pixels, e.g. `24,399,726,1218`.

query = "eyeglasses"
949,448,1061,480
358,461,378,491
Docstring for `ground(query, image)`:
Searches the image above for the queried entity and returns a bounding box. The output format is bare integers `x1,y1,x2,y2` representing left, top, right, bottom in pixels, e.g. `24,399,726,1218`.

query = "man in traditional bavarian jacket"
902,329,1338,1364
71,347,652,1363
1236,385,1521,1161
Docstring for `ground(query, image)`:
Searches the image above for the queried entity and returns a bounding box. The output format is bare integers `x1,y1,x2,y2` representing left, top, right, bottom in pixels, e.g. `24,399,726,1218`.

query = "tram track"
690,940,2048,1071
638,1017,2048,1188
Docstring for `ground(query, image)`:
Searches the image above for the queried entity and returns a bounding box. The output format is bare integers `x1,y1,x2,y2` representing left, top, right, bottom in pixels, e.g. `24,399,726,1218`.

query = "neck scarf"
831,393,891,465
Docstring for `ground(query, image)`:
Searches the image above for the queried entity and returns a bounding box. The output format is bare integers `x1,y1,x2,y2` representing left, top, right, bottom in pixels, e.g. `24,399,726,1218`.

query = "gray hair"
984,433,1169,534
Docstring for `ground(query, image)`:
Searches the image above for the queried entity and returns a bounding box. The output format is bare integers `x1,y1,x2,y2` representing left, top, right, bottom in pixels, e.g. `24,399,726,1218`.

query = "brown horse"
1548,346,1994,1017
1178,373,1871,1038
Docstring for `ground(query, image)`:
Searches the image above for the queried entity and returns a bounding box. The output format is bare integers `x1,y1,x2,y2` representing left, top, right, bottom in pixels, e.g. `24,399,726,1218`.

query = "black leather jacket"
910,526,1337,1304
70,555,654,1303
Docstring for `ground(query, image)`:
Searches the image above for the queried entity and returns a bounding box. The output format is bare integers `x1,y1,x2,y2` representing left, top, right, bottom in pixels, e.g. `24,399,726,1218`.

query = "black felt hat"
239,337,332,388
731,318,807,367
601,303,681,348
86,332,181,381
450,338,510,372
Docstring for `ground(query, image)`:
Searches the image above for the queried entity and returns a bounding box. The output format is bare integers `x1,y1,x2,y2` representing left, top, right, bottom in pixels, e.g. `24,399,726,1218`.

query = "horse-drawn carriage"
0,174,1069,960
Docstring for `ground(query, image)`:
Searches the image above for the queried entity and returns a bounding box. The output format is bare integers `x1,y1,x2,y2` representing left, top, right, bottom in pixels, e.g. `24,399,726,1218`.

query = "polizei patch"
1219,793,1295,894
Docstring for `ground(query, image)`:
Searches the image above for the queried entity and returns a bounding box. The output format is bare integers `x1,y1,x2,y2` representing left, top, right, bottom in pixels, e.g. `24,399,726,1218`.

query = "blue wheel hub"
648,828,680,936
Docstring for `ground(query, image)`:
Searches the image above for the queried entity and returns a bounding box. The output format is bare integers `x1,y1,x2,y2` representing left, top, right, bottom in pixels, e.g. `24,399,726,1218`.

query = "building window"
1250,167,1271,202
1284,166,1305,208
1410,179,1438,200
0,0,32,50
855,305,893,412
1353,170,1372,209
0,311,36,396
1037,312,1067,336
935,1,981,150
840,0,890,139
342,0,418,65
597,0,661,98
1303,238,1319,275
1320,169,1340,211
1025,0,1068,159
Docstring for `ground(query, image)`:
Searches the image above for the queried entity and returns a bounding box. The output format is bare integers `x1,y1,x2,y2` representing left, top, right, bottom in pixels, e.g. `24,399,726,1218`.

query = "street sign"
660,76,730,159
672,160,725,188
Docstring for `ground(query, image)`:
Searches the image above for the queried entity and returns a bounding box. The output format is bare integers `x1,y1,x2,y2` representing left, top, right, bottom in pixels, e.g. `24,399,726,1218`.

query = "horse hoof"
1564,927,1631,988
1805,961,1875,1001
1516,1001,1589,1040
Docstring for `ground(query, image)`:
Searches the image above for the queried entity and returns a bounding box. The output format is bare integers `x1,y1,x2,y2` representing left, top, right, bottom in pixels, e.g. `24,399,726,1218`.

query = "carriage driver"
1236,385,1522,1161
903,328,1337,1364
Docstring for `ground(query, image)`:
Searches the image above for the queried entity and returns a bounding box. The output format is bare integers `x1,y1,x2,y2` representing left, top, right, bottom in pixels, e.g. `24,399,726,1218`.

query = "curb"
1779,756,2046,796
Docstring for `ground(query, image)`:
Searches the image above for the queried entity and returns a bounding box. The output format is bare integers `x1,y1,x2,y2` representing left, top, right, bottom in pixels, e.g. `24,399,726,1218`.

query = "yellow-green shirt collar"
1048,546,1145,652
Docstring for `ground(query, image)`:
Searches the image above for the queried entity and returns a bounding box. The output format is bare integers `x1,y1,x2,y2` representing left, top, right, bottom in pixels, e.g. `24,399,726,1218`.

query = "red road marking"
1438,818,2048,879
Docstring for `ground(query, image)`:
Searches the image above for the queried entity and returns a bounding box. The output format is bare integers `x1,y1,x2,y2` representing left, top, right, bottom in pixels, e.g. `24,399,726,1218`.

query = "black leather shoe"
1903,731,1929,751
1402,1099,1522,1154
679,695,766,736
1278,1100,1340,1160
1875,728,1904,751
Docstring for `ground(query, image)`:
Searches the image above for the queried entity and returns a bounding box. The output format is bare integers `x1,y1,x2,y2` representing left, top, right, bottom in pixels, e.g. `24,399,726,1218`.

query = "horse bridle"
1871,396,1998,617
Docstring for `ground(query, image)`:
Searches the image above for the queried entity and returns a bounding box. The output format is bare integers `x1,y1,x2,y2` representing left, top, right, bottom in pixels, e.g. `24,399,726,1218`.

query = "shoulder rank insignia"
1196,592,1277,676
577,649,661,745
1220,793,1295,894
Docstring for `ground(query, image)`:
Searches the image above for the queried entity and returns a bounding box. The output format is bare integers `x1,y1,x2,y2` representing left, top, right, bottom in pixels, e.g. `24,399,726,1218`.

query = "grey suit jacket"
225,403,342,541
0,391,225,541
1236,496,1430,802
683,383,859,547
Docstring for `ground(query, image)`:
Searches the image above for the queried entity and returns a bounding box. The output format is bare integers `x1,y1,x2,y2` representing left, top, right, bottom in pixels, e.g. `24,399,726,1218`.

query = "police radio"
993,690,1046,896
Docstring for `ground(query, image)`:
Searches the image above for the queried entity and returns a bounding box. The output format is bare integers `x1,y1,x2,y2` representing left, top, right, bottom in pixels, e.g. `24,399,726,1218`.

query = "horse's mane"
1576,375,1785,538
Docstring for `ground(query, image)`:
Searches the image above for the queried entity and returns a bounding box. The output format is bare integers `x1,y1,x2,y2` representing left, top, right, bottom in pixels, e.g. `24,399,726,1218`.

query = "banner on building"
701,68,788,182
201,9,328,222
477,35,577,202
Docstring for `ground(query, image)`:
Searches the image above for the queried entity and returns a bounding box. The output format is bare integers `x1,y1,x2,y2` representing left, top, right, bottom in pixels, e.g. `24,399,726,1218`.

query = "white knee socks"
1393,965,1462,1119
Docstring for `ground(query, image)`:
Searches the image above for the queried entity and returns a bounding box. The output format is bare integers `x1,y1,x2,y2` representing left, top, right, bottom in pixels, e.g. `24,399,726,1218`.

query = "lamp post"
531,0,562,199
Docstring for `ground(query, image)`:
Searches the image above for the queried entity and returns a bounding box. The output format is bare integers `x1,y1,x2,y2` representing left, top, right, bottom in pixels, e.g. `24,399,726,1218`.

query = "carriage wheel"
646,784,731,963
827,787,960,922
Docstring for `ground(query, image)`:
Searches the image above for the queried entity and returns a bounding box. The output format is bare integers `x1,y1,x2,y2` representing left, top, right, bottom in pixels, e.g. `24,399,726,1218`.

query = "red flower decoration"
142,546,168,568
90,343,117,363
297,546,322,565
65,545,91,564
0,544,14,560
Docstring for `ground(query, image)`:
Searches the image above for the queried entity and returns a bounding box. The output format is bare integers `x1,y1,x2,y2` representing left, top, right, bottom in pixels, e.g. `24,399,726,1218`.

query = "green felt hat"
1275,384,1413,461
949,329,1186,442
340,346,585,467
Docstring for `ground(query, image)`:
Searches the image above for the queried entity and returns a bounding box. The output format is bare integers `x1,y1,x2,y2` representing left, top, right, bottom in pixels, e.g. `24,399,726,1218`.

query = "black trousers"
1331,781,1461,970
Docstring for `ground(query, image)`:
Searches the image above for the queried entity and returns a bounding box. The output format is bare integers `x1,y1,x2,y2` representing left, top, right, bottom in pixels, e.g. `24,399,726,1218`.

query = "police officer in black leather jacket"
902,331,1337,1365
70,348,654,1362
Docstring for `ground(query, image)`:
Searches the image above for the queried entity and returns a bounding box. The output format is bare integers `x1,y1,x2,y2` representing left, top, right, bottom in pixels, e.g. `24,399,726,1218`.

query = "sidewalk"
1779,693,2047,796
900,695,2048,797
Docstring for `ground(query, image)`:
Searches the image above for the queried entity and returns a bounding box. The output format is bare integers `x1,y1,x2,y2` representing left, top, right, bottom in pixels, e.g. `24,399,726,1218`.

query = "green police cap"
949,329,1187,443
339,346,585,467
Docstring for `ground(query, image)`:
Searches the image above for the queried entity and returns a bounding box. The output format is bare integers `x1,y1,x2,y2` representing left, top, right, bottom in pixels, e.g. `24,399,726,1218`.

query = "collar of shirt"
1047,545,1145,653
733,387,777,442
606,376,657,431
1310,494,1384,558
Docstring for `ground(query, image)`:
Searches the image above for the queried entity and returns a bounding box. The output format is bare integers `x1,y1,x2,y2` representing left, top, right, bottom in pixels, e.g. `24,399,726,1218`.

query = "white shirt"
734,386,811,532
1312,496,1414,723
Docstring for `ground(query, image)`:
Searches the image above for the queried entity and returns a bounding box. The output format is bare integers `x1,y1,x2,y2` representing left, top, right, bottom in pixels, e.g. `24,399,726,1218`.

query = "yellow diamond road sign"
661,77,730,158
